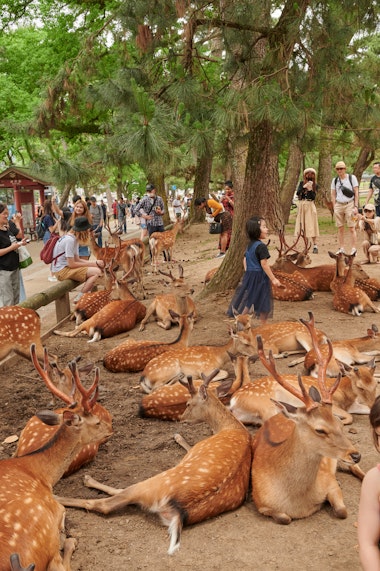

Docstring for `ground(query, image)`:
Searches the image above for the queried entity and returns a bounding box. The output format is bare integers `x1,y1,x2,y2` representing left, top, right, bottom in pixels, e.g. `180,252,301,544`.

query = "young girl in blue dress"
227,216,281,323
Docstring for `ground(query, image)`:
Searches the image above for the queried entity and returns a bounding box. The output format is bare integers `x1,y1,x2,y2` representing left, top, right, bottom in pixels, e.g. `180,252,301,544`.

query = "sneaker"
216,252,225,258
312,245,318,254
335,248,344,255
48,276,57,282
350,248,357,255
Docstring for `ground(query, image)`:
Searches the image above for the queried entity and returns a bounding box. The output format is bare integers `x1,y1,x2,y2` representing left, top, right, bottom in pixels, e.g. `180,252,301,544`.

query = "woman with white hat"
358,203,380,263
294,167,320,253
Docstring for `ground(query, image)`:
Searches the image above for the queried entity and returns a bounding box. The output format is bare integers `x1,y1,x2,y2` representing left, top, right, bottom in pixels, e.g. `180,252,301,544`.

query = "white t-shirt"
331,174,359,204
52,234,78,272
172,199,182,215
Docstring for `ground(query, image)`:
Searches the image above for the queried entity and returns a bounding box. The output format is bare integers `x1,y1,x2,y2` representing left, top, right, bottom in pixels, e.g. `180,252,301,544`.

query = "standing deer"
250,313,361,524
0,306,55,364
15,345,113,476
55,371,252,555
329,251,380,315
103,310,195,373
149,217,185,273
53,263,146,342
0,402,111,569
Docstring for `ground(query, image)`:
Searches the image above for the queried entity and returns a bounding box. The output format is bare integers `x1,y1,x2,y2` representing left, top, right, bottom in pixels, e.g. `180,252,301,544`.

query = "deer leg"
61,537,77,571
173,433,192,452
157,318,172,330
326,480,347,519
331,405,353,425
84,474,125,495
258,506,292,525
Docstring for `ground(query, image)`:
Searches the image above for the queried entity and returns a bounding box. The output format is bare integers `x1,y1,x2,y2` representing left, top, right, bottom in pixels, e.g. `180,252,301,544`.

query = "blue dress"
227,240,273,318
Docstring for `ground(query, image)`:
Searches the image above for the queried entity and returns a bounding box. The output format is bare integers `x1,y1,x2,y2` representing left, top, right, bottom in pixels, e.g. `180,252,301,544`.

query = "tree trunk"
354,145,375,184
192,150,213,223
317,123,335,214
281,140,303,222
201,121,283,296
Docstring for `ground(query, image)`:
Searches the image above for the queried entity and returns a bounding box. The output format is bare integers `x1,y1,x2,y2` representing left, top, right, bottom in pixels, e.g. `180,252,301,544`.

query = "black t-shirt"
0,222,19,271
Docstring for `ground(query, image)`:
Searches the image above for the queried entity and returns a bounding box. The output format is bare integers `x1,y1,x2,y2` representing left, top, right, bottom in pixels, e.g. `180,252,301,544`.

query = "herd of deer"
1,224,380,568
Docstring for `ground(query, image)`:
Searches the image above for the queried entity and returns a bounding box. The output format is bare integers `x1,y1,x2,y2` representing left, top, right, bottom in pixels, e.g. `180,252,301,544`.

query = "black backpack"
36,218,45,240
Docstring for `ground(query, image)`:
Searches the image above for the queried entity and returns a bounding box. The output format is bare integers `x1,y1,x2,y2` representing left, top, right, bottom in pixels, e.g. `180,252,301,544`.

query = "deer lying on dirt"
229,359,376,427
55,370,252,555
15,345,113,476
301,324,380,376
140,353,256,421
149,217,185,273
271,269,314,301
231,312,327,358
140,331,237,393
329,251,380,315
158,264,187,288
139,292,197,331
0,306,52,364
54,263,146,342
103,310,195,373
0,391,111,569
250,313,361,524
73,262,115,325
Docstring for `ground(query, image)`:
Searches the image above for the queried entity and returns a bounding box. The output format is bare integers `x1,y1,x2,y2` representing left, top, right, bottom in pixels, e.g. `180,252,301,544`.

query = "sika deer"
250,313,361,523
140,353,256,421
232,314,327,357
73,262,115,325
329,251,380,315
0,306,54,364
55,371,252,555
15,345,113,476
230,359,376,427
139,292,197,331
149,217,185,273
302,325,380,377
53,263,146,342
271,269,314,301
140,330,237,393
0,404,111,570
104,309,195,373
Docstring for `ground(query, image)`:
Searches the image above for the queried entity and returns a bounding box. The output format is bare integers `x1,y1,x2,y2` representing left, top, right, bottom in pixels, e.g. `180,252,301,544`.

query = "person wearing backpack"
89,196,104,247
330,160,359,255
364,161,380,217
51,216,104,304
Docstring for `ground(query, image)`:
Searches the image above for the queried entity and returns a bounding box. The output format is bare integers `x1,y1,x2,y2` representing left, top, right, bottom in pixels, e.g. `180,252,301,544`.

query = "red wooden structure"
0,167,52,237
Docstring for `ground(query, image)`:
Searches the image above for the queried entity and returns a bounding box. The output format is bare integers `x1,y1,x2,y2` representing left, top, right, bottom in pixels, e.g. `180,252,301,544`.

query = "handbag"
18,245,33,269
341,186,355,199
209,221,222,234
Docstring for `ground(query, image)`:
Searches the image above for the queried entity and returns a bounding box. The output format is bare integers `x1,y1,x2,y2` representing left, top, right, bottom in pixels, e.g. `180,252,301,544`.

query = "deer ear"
169,309,180,320
270,398,298,416
36,409,61,426
309,385,321,403
216,379,234,398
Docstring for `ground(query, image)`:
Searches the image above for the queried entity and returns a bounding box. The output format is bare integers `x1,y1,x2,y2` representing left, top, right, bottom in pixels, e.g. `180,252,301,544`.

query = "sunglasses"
336,168,346,170
364,209,374,213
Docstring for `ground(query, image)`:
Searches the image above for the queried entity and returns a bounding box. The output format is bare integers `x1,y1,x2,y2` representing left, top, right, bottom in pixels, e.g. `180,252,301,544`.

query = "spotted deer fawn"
0,306,54,364
15,345,113,476
0,386,111,569
54,263,146,342
104,309,195,373
139,292,197,331
140,353,256,421
55,370,252,555
149,217,185,273
250,312,361,523
329,251,380,315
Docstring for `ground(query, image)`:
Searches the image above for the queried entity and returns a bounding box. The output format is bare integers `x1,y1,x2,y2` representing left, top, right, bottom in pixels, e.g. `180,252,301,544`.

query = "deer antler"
68,360,99,413
256,336,318,411
30,345,73,405
299,312,341,404
158,268,175,280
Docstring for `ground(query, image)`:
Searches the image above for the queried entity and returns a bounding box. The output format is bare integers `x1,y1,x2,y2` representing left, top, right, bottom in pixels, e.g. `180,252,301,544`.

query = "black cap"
146,183,156,192
72,216,92,232
224,180,233,188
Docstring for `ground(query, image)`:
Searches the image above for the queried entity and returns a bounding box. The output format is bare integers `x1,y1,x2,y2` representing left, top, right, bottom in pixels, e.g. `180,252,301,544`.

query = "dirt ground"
1,210,380,570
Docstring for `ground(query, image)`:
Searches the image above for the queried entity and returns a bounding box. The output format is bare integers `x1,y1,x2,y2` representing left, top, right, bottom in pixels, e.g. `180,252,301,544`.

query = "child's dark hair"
369,395,380,451
246,216,264,242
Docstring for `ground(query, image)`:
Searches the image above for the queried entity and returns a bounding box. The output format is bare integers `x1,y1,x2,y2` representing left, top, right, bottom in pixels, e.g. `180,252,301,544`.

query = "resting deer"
104,309,195,373
139,293,197,331
250,312,361,524
0,401,111,569
301,324,380,377
140,353,256,421
329,251,380,315
73,262,115,325
271,269,314,301
0,306,55,364
149,217,185,273
230,359,376,427
231,311,327,357
15,345,113,476
55,371,252,555
158,264,187,288
140,330,237,393
54,263,146,342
